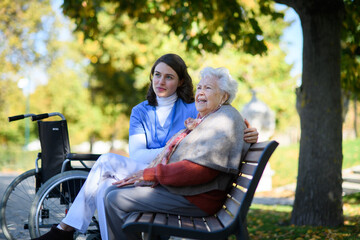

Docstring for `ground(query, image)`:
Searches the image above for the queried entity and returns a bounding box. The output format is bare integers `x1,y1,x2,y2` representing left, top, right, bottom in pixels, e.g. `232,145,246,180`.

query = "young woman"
32,54,258,240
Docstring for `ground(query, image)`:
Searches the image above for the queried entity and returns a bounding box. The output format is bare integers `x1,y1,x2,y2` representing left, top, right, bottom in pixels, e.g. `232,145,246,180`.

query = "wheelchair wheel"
28,170,100,239
0,169,37,240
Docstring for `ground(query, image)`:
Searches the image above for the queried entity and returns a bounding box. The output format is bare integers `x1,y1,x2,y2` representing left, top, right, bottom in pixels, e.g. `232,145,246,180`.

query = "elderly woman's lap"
105,185,206,216
104,185,206,240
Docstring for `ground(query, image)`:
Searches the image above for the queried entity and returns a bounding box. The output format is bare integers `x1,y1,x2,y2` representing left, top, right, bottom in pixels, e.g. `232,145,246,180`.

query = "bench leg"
236,220,249,240
144,228,167,240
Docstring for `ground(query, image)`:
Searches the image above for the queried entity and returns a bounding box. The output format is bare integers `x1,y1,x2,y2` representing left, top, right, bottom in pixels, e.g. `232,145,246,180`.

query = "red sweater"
143,160,227,215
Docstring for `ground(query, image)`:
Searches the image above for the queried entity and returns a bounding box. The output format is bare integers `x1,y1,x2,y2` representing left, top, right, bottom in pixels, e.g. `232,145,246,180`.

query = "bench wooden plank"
126,213,140,224
236,175,252,189
180,216,194,229
167,214,180,228
205,216,223,232
217,209,234,227
224,197,240,216
138,213,154,223
244,151,263,163
229,185,246,202
193,217,208,231
153,213,167,225
248,141,268,150
240,163,257,175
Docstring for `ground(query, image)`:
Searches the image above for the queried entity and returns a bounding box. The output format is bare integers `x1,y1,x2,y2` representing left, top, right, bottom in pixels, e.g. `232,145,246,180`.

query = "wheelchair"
0,112,101,240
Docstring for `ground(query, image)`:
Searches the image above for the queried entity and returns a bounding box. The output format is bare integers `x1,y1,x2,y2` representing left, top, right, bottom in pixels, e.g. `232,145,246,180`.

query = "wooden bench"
122,140,279,240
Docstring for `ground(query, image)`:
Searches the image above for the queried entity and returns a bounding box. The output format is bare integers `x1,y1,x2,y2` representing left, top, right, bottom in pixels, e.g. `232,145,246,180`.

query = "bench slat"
240,163,257,175
193,217,208,231
126,213,140,224
244,150,263,163
153,213,167,225
224,197,240,216
138,213,153,223
167,214,180,228
236,175,252,189
217,209,234,227
229,186,246,203
248,141,269,150
205,216,223,231
180,216,194,229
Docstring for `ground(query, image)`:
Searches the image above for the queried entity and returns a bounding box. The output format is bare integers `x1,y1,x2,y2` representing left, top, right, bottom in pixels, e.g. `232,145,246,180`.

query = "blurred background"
0,0,358,190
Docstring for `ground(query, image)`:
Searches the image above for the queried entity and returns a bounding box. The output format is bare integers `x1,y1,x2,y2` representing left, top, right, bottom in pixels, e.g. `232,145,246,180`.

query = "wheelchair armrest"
66,153,101,161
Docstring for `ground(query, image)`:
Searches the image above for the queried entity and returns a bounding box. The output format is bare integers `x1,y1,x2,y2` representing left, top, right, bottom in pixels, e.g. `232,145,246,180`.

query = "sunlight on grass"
237,192,360,240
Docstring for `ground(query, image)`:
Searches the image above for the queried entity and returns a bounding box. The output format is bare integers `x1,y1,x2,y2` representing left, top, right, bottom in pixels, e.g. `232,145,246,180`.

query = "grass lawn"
234,192,360,240
270,138,360,188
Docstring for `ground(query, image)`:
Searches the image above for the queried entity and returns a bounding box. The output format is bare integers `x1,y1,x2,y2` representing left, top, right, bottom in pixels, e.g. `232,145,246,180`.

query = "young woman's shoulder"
177,99,197,116
131,100,152,115
177,98,196,109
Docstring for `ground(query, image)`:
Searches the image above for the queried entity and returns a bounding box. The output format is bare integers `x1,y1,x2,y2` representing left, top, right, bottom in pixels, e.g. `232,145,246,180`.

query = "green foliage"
64,0,294,134
0,0,54,145
0,0,52,73
0,80,27,144
341,0,360,98
62,0,283,54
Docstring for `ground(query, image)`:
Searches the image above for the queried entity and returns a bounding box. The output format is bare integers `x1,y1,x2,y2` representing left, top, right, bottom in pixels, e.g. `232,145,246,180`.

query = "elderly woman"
105,66,250,240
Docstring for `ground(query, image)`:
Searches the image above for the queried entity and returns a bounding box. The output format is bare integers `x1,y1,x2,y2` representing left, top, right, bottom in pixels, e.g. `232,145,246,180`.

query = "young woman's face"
152,62,182,98
195,76,228,117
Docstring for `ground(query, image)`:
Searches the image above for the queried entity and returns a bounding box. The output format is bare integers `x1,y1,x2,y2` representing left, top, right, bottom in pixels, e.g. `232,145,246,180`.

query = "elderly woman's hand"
112,170,145,187
244,119,259,143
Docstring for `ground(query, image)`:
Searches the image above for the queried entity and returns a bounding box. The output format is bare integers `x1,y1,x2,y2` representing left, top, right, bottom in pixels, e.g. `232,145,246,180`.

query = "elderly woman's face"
195,76,228,117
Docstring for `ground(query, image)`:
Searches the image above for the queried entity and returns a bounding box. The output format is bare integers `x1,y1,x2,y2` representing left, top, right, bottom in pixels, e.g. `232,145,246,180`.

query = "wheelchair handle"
32,113,49,121
8,114,36,122
32,112,66,121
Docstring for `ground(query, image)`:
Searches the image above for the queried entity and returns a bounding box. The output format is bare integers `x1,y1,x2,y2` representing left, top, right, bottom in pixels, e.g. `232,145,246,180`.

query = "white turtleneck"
129,93,178,164
155,93,178,127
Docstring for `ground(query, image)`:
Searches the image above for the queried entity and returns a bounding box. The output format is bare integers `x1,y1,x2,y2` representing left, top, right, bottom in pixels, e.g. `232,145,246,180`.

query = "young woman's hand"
244,119,259,143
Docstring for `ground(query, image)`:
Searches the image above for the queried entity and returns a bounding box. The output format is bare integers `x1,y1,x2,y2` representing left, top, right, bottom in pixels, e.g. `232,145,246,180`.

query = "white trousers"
62,153,148,240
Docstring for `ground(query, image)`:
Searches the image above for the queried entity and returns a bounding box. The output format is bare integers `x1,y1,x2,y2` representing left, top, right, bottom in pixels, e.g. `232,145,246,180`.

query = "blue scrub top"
129,98,198,149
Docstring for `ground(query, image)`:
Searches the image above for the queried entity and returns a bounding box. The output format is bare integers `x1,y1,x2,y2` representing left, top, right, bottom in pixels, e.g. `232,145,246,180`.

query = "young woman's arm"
129,134,164,164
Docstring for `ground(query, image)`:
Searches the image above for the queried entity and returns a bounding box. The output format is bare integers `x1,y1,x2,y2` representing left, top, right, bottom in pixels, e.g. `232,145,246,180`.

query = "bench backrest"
215,140,279,232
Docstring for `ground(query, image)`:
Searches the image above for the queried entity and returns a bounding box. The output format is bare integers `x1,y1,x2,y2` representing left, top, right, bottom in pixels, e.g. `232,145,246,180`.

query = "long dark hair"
146,53,194,106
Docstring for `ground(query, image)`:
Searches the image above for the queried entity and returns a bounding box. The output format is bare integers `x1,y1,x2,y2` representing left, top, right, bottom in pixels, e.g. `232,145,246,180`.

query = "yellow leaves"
90,56,98,64
242,0,256,9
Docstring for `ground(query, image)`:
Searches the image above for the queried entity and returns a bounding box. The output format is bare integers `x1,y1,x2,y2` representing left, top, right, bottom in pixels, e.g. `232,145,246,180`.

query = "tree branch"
274,0,297,9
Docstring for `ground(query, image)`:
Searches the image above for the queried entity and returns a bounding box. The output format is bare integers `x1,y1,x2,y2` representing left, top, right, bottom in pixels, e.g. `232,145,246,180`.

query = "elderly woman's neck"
156,93,178,107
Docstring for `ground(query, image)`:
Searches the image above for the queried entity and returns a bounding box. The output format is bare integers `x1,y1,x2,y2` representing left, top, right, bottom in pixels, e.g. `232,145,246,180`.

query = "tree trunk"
291,1,344,226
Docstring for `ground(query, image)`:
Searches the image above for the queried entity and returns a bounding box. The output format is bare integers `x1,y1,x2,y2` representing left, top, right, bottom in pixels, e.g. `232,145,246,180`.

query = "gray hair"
199,67,238,104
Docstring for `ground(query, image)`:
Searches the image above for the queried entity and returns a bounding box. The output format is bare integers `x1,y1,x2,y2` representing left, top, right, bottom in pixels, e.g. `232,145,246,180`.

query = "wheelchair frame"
0,112,101,240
